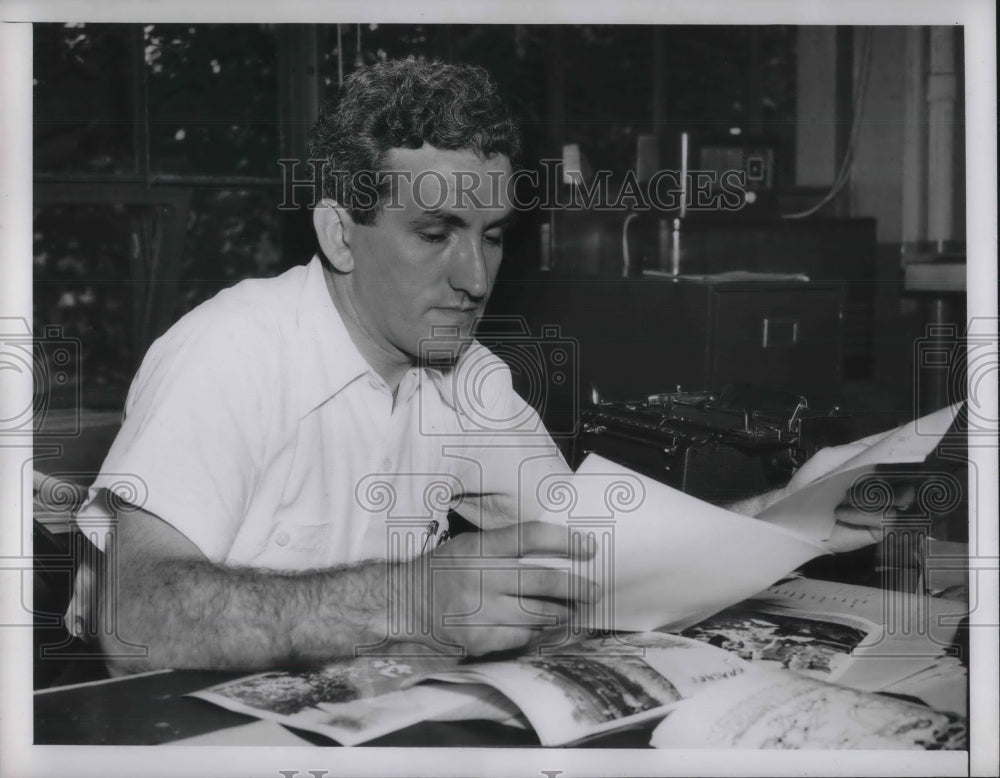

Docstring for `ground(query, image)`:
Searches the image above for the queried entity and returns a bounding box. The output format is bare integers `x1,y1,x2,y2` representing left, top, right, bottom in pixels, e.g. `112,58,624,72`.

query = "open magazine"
680,576,968,715
191,633,748,746
190,627,967,749
187,654,523,746
649,666,967,750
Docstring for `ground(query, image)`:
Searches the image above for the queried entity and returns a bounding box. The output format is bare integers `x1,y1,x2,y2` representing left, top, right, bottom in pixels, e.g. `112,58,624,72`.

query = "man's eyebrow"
410,210,468,229
410,209,515,231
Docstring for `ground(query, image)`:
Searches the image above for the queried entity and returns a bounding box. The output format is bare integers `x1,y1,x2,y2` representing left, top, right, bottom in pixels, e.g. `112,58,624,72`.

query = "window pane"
172,188,286,321
146,24,280,177
564,25,654,175
33,23,137,175
660,26,796,131
315,23,447,101
33,203,142,409
451,25,550,164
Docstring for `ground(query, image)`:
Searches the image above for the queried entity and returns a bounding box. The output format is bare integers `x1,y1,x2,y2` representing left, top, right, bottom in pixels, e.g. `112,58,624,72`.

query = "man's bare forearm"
104,555,403,672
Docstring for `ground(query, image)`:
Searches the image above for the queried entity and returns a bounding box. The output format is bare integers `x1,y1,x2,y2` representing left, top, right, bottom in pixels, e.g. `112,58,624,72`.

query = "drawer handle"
761,317,799,348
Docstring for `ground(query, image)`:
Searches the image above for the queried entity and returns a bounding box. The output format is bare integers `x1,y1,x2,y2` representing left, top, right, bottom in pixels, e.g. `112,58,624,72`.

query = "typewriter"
574,384,853,506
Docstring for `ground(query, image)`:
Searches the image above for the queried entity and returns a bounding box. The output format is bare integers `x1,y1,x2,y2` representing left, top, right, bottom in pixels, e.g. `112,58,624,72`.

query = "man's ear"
313,198,355,272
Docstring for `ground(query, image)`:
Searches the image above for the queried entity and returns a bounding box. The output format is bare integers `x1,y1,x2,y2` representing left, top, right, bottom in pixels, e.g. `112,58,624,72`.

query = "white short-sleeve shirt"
74,256,570,572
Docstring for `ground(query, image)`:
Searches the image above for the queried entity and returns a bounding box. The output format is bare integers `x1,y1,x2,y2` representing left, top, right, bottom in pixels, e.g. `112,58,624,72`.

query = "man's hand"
404,521,600,657
727,464,926,555
826,474,917,554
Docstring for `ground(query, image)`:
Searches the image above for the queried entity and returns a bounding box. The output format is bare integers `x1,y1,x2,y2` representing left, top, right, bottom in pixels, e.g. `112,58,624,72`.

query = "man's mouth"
435,305,479,315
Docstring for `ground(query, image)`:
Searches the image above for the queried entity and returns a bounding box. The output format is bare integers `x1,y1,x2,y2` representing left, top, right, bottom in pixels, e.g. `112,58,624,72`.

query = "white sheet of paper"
528,455,829,633
523,405,962,634
756,402,962,539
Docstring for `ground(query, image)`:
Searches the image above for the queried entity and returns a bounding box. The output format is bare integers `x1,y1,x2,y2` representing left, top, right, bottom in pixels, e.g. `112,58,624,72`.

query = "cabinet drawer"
709,286,844,396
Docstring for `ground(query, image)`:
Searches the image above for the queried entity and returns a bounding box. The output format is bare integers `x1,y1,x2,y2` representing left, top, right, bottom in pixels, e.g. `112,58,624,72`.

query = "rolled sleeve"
87,307,269,562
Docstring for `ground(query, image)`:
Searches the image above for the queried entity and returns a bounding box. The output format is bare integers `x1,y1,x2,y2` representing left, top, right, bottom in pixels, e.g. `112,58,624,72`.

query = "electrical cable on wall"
782,28,873,220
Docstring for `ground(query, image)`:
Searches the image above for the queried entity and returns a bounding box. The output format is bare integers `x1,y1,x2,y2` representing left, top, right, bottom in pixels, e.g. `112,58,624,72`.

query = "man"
74,59,883,674
74,60,599,673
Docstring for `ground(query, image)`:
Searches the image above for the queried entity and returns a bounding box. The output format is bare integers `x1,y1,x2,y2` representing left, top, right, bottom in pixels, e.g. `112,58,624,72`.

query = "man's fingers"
471,521,596,559
509,594,570,624
837,476,920,528
518,521,572,555
430,568,598,657
824,521,883,554
515,568,601,605
833,503,887,529
848,476,918,512
521,521,599,559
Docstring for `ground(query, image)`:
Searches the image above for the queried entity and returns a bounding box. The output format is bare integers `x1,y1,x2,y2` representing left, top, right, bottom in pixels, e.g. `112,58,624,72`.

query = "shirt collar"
421,364,454,409
295,254,477,417
295,255,371,417
420,340,490,412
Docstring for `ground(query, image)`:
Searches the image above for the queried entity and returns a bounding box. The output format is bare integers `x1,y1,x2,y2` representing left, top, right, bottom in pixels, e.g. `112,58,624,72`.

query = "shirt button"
382,458,393,471
275,531,290,547
368,377,382,390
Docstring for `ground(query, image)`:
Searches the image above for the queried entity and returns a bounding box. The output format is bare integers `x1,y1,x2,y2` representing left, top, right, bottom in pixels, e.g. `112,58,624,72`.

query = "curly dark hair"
307,58,521,225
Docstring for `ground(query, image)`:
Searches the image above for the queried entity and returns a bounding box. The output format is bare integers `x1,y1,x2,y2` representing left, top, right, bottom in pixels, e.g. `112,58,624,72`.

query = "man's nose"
449,236,488,299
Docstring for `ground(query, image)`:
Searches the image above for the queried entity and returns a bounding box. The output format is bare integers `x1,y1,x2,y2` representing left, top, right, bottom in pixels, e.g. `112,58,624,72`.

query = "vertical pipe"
927,27,957,248
901,27,929,254
679,132,688,218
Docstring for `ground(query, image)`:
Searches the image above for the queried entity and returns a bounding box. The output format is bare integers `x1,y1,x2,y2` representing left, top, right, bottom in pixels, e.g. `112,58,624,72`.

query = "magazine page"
649,665,968,750
528,454,829,634
680,603,879,686
419,632,750,746
189,655,517,746
753,577,962,653
679,602,952,693
747,577,964,693
680,577,963,693
880,658,968,716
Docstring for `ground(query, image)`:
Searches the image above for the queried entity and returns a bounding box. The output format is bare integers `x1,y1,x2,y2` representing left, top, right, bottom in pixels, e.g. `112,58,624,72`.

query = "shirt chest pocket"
250,520,335,570
271,521,331,552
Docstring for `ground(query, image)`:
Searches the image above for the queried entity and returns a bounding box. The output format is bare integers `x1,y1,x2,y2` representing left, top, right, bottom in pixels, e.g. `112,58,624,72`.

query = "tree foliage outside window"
34,23,286,409
34,23,136,175
174,189,286,322
144,24,280,177
33,203,139,408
